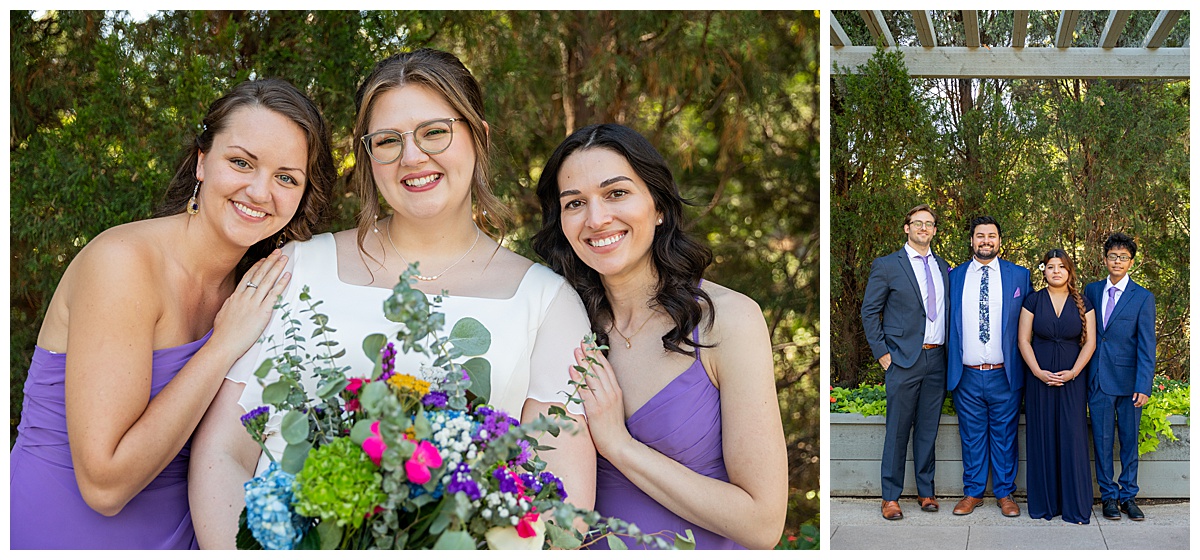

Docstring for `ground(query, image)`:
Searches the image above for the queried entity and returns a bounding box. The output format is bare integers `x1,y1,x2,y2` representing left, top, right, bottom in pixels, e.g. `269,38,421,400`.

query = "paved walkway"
829,497,1190,550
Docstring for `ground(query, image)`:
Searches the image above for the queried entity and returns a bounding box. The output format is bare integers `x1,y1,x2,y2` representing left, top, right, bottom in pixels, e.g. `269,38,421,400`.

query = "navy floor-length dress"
1023,289,1094,524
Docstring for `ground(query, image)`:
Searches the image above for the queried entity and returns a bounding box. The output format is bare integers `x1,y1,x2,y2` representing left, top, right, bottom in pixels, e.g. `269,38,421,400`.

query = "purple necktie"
979,265,990,343
1104,286,1119,328
918,254,937,321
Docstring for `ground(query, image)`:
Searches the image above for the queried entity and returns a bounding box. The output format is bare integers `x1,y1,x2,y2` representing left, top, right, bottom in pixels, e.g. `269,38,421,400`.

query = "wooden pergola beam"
829,46,1190,79
1100,11,1133,49
1143,10,1184,48
830,12,850,47
1056,10,1081,48
859,10,895,47
911,10,937,47
1012,11,1028,48
962,10,980,47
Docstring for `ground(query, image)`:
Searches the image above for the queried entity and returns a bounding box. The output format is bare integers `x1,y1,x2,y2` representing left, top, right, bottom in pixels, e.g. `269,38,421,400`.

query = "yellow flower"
387,373,430,396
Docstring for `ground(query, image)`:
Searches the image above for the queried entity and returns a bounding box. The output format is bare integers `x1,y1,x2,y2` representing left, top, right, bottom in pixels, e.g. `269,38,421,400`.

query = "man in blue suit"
946,216,1031,517
861,204,951,520
1086,232,1156,521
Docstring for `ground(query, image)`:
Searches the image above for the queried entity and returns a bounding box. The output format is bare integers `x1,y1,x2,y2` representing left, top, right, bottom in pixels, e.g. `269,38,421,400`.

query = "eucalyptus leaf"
362,333,387,361
261,380,290,405
316,520,342,550
432,530,475,550
315,377,349,400
280,410,310,444
413,410,433,441
281,441,312,474
546,523,582,549
447,317,491,355
360,379,389,412
429,510,452,534
253,358,274,379
606,534,629,550
349,418,376,444
675,529,696,550
462,357,491,402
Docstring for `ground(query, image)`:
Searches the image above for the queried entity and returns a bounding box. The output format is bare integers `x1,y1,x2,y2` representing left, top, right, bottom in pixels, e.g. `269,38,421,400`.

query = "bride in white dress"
188,48,595,549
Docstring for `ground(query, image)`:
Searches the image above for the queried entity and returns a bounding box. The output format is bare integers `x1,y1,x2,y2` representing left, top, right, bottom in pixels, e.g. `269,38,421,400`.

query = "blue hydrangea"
244,462,308,550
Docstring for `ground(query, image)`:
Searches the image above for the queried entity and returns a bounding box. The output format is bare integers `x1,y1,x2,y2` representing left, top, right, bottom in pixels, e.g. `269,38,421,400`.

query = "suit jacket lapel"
1109,280,1140,324
896,250,923,305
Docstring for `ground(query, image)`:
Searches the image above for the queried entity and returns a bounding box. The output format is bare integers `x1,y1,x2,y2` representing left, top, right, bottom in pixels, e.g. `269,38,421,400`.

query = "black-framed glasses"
908,220,937,229
1106,253,1132,263
360,118,463,164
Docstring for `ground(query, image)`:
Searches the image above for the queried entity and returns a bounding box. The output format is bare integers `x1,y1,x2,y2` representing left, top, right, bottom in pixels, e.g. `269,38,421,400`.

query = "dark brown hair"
155,78,336,273
904,203,937,227
532,123,714,356
1039,248,1087,346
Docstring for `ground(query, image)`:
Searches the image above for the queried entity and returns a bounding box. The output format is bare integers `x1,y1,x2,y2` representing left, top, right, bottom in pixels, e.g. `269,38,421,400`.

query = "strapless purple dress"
10,332,211,549
590,330,745,550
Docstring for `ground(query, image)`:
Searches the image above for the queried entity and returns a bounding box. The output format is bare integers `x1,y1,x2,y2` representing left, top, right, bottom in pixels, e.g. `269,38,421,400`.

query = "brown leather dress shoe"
918,496,939,512
953,496,984,515
881,500,903,520
997,496,1020,517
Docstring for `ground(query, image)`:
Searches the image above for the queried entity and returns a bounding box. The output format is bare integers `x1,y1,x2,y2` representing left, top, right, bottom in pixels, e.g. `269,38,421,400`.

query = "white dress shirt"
961,258,1004,366
1102,274,1131,326
904,242,945,345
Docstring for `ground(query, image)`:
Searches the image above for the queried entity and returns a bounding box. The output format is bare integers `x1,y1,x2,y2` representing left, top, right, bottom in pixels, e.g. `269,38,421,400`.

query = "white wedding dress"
227,233,589,474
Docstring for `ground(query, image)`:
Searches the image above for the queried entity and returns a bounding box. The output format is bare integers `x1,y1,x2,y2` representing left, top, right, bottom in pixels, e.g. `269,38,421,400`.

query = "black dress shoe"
1101,499,1121,520
1120,499,1145,521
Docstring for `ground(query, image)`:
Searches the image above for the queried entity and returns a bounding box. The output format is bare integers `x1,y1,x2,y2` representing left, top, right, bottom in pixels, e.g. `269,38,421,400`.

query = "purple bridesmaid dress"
10,332,211,549
590,328,745,550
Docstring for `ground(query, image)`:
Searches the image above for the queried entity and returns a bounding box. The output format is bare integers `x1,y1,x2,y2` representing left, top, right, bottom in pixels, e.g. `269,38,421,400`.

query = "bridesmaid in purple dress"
9,79,336,549
533,124,787,549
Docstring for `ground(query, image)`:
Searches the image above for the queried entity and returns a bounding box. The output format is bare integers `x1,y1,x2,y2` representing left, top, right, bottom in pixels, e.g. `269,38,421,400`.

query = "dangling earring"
373,215,380,233
187,181,201,215
276,233,287,249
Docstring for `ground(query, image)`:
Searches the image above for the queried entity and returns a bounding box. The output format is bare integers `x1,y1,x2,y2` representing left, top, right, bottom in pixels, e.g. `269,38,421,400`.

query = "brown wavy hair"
348,48,509,258
155,78,336,274
1039,248,1087,346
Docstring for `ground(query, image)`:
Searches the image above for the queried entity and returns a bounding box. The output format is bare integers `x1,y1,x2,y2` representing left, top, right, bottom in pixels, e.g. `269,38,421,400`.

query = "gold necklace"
610,312,656,349
378,217,481,282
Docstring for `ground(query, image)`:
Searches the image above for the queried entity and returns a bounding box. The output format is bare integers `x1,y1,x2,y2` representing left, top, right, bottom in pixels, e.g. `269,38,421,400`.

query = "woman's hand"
568,340,632,458
209,250,290,358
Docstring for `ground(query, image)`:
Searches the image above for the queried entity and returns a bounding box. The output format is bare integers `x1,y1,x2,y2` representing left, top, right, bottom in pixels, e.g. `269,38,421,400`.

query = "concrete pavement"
829,497,1190,550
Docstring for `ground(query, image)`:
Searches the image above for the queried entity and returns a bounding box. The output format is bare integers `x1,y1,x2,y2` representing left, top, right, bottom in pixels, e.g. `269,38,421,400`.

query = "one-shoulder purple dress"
590,328,744,550
10,332,211,549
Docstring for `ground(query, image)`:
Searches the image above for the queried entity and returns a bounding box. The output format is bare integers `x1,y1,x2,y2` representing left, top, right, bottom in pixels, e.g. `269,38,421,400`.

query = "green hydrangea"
292,437,386,529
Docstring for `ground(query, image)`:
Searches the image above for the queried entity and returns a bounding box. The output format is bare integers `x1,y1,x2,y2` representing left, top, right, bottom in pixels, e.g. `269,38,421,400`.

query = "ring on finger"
246,281,258,289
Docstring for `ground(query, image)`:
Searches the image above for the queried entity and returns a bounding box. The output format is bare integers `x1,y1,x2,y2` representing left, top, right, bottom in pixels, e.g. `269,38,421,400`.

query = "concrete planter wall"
829,412,1190,498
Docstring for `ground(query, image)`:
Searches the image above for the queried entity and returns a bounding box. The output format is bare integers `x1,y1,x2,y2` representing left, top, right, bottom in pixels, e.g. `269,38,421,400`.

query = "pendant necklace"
610,311,656,349
377,217,481,282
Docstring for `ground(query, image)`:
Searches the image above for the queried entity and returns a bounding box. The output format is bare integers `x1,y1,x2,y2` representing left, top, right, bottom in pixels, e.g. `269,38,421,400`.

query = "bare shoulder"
700,280,766,337
69,219,164,283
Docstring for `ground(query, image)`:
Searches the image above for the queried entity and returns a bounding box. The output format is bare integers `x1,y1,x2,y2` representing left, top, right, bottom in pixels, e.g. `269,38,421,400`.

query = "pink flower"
516,511,540,538
363,421,386,466
346,378,366,394
405,440,443,484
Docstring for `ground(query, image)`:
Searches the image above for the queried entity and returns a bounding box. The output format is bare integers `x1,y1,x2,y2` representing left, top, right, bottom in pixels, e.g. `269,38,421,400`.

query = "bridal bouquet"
236,264,685,550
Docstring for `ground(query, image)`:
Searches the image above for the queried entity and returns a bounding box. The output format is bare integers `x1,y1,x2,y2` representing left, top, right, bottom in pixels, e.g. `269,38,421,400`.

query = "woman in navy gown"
532,124,787,549
1017,249,1096,524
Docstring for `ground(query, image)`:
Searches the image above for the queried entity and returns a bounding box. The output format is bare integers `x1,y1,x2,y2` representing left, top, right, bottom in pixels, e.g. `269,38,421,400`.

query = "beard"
973,244,998,260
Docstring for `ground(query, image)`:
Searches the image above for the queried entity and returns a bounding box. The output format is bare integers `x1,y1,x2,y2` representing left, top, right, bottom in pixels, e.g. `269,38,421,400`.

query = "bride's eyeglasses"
361,118,463,165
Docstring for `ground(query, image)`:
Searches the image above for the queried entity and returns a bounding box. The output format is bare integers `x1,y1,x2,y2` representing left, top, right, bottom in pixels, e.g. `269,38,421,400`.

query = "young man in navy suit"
946,216,1031,518
861,204,951,520
1086,232,1157,521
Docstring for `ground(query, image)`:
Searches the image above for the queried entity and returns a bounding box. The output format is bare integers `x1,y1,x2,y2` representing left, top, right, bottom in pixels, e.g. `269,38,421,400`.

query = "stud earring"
656,217,663,225
276,233,287,249
187,181,201,215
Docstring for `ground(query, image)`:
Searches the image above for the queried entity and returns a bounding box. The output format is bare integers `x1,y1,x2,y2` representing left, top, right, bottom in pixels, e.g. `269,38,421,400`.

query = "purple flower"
476,406,519,440
240,406,271,427
421,391,448,408
445,463,481,501
518,472,543,494
379,342,397,381
494,467,520,494
514,439,532,465
539,472,567,500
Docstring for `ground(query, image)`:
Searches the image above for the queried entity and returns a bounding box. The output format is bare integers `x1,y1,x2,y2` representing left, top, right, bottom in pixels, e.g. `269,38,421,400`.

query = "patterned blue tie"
979,264,990,343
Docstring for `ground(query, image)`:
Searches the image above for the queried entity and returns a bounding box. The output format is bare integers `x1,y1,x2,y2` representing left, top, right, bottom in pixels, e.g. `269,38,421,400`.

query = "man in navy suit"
946,216,1031,517
861,204,951,520
1086,232,1156,521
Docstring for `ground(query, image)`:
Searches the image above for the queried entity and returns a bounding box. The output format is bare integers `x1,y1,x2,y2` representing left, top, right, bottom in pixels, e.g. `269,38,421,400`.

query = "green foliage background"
830,10,1190,390
8,10,820,534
